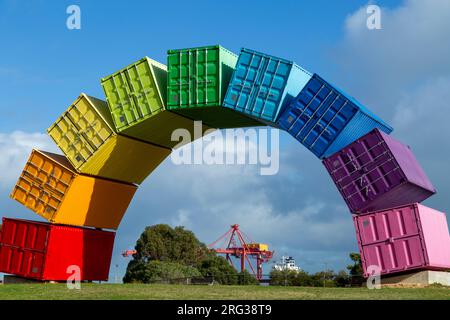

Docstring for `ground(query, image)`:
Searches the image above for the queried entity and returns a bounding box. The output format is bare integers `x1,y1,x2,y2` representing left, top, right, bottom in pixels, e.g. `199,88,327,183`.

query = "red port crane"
208,224,274,280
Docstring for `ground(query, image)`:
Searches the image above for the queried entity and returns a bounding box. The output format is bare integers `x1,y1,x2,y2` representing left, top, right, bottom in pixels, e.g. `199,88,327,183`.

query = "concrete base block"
381,270,450,287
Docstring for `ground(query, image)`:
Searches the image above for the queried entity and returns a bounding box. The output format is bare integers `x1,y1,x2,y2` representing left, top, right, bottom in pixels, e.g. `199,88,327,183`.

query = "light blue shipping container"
223,48,312,126
277,74,393,158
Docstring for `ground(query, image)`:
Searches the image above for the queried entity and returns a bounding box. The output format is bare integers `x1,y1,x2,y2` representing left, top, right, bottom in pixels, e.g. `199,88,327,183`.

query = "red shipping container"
0,217,115,281
354,203,450,278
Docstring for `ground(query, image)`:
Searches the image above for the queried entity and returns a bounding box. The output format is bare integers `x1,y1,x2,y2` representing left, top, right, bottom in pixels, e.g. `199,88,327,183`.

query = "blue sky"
2,0,450,282
0,0,400,132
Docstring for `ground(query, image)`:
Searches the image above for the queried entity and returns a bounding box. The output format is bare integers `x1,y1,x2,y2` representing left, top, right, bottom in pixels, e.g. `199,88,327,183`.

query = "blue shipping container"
223,48,312,126
277,74,393,158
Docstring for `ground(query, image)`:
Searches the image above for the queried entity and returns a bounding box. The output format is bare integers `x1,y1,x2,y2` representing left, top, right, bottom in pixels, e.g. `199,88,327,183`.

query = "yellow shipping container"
47,93,171,185
10,149,137,230
247,243,269,251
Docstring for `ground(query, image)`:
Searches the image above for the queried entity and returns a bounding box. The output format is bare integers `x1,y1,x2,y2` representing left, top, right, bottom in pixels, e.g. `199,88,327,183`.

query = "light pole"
323,262,328,287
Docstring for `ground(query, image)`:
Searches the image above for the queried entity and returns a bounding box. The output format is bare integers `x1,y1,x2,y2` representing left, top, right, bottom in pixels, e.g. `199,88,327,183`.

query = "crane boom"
208,224,274,280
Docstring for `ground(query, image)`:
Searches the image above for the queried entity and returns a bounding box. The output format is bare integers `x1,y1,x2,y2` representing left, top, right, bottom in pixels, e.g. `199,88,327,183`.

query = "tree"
270,269,351,287
312,269,336,287
334,270,351,287
133,224,210,265
198,256,236,284
123,260,201,284
347,253,363,276
237,270,259,285
197,256,239,285
291,270,315,287
347,252,364,286
269,269,298,286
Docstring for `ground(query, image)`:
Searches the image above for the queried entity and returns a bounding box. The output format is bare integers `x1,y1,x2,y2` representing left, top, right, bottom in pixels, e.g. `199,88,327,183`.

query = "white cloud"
170,209,192,229
391,76,450,203
0,131,57,189
333,0,450,120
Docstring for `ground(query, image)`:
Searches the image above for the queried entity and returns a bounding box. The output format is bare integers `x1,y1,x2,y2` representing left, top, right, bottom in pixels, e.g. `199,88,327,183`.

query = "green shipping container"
167,45,264,129
101,57,212,149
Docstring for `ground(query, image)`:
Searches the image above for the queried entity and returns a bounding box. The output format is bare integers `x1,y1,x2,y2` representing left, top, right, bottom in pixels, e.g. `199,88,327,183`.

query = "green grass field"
0,284,449,300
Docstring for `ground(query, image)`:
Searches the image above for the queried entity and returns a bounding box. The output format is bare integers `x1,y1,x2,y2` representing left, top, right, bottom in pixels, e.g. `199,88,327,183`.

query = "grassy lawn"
0,284,449,300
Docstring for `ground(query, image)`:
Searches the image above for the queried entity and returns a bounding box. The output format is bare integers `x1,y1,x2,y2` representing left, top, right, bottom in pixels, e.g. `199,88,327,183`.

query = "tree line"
270,253,364,287
123,224,363,286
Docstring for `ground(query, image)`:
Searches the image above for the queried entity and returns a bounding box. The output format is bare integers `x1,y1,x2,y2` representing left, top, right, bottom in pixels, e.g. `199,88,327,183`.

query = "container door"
66,96,113,157
0,246,45,279
0,218,49,248
0,219,47,279
168,50,189,107
252,57,292,121
0,246,14,273
356,208,427,275
168,48,220,108
11,151,73,220
25,151,73,196
193,48,219,106
282,76,358,156
48,115,95,169
226,50,264,112
325,131,405,211
101,72,137,131
10,175,62,219
126,58,164,120
361,236,427,275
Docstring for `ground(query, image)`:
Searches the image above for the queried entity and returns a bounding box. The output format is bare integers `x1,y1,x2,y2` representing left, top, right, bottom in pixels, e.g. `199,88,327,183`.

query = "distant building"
272,256,301,272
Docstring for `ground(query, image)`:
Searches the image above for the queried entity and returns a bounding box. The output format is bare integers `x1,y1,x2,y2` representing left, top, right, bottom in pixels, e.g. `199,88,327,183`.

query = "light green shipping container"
167,45,264,129
101,57,212,149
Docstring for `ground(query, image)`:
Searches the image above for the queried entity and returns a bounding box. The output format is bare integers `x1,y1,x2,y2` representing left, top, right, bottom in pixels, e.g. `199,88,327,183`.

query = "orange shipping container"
10,149,137,230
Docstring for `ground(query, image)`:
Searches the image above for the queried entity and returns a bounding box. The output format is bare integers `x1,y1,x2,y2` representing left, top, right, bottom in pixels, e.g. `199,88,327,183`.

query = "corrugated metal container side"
223,48,312,126
101,57,213,149
277,74,393,158
0,218,115,281
166,45,261,128
10,149,137,230
48,93,171,184
354,203,450,277
246,243,269,251
323,129,436,213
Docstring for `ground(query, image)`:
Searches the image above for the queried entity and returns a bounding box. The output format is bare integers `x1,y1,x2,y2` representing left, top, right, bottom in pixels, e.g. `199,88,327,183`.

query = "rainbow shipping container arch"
2,45,450,282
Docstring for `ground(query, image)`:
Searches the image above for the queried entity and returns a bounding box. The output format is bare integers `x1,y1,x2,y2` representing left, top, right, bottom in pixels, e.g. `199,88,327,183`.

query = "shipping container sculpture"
0,218,115,281
354,203,450,277
3,44,447,283
277,74,393,158
167,45,262,128
101,57,213,149
223,48,312,126
323,128,436,213
48,94,171,184
10,149,136,230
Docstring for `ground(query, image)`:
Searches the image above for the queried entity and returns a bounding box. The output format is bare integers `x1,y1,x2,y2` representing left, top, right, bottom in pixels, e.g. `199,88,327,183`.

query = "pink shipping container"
323,128,436,213
354,203,450,278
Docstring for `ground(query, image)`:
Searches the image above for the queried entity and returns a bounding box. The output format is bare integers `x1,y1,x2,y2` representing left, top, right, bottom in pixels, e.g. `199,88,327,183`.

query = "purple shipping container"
354,203,450,278
323,128,436,213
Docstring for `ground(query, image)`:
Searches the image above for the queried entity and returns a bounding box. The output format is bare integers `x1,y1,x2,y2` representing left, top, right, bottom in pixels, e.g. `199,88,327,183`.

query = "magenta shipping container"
323,128,436,213
354,203,450,277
